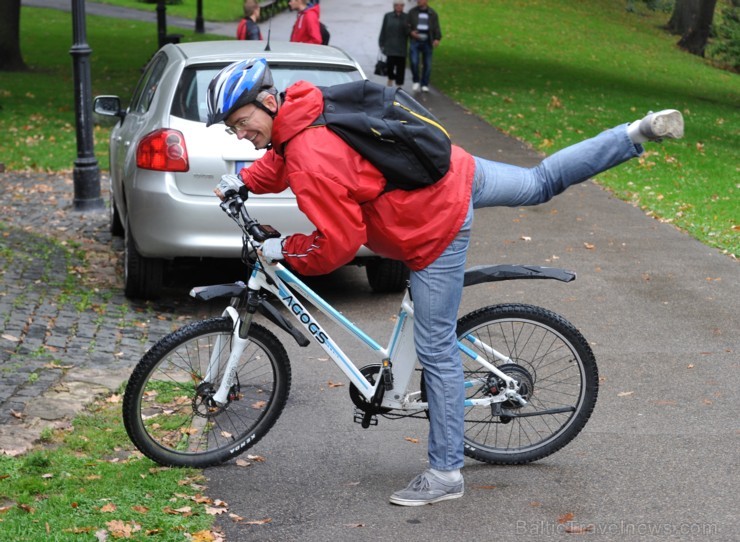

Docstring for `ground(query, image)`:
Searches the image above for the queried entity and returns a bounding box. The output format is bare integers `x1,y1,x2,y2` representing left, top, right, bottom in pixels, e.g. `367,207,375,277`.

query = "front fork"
206,289,260,406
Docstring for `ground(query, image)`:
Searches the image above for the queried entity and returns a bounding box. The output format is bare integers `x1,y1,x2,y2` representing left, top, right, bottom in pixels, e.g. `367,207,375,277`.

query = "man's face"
225,100,275,150
417,0,429,8
288,0,304,11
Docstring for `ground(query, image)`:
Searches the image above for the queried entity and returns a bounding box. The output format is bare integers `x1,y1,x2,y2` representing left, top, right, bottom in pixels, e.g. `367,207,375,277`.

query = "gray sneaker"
638,109,684,141
389,470,464,506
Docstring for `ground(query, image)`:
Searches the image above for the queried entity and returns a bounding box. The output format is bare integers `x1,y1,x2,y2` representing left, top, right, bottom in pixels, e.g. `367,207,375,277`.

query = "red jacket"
290,4,322,44
240,81,475,276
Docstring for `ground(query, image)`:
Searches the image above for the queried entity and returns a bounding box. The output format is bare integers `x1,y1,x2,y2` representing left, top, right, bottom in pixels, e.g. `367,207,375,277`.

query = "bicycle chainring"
349,365,392,415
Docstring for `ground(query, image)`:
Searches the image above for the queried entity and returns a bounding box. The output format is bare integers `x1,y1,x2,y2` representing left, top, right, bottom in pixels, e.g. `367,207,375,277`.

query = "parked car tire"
366,258,409,293
110,192,124,237
124,219,164,300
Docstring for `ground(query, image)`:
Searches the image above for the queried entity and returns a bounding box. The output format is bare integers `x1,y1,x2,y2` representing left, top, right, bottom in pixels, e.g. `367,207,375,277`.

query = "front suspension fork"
206,289,260,406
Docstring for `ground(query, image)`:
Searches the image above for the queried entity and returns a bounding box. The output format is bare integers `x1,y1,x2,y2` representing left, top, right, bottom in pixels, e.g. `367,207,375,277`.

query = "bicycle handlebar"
220,195,282,243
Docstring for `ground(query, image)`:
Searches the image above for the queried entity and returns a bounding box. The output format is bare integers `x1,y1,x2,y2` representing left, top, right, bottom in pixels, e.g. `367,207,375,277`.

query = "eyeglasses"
224,113,255,135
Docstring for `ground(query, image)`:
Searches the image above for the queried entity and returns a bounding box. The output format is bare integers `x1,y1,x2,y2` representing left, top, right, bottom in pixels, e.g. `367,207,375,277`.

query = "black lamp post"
69,0,103,211
195,0,205,33
157,0,167,48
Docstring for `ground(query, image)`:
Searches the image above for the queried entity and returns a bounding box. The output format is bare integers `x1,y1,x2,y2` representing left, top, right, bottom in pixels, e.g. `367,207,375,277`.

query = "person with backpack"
206,58,685,506
408,0,442,92
289,0,323,45
379,1,410,87
236,0,262,41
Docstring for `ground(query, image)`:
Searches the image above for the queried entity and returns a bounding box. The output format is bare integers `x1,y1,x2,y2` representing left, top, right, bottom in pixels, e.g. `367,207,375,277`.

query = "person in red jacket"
289,0,322,44
206,58,684,506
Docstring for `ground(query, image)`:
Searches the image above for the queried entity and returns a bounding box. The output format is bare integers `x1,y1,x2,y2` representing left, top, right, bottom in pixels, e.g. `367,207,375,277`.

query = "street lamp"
196,0,205,33
69,0,103,211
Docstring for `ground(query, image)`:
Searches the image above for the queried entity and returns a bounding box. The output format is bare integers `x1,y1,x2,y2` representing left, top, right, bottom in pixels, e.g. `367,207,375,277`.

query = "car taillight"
136,129,189,172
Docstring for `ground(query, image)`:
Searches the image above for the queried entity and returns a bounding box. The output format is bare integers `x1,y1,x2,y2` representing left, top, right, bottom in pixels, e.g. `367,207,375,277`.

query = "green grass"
0,9,221,172
433,0,739,255
0,397,216,541
94,0,247,22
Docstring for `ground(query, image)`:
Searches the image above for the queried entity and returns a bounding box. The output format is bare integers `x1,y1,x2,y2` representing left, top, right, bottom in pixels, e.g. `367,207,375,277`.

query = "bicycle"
122,194,599,468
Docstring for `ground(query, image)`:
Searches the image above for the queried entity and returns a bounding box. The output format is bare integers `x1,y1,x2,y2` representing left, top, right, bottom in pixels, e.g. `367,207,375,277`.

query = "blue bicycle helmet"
206,58,276,127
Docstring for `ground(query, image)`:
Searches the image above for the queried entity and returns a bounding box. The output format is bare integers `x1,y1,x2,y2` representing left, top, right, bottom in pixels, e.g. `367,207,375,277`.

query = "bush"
709,2,740,70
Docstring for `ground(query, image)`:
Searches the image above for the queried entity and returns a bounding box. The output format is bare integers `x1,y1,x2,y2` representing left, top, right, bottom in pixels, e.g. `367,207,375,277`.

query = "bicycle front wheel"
123,317,291,468
458,304,598,465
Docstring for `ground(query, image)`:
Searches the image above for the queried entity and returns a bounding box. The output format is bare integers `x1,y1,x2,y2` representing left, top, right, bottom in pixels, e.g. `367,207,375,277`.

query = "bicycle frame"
206,255,531,414
200,196,576,414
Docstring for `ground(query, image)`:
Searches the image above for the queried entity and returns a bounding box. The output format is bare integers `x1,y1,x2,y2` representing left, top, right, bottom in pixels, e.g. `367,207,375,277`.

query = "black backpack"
311,80,452,191
319,22,330,45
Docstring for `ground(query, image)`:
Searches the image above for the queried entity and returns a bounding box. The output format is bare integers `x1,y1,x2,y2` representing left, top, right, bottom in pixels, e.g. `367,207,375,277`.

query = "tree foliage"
708,0,740,69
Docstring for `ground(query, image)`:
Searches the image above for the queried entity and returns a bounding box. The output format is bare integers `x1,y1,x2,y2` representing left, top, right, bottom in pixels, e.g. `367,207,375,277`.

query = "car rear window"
171,64,363,122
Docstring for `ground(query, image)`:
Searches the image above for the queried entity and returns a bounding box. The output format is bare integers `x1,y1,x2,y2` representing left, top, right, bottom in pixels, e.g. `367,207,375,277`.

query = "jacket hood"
272,81,324,149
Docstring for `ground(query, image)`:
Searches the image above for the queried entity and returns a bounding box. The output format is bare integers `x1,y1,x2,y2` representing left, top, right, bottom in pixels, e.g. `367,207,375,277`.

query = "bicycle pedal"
353,408,378,427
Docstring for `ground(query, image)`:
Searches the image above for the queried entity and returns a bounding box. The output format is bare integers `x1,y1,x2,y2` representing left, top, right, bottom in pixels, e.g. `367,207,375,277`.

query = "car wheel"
124,219,164,300
366,258,409,293
110,196,125,237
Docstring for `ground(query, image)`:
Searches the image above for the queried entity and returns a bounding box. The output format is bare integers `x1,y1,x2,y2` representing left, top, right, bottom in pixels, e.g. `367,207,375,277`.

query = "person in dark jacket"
379,1,410,87
207,58,685,506
408,0,442,92
236,0,262,41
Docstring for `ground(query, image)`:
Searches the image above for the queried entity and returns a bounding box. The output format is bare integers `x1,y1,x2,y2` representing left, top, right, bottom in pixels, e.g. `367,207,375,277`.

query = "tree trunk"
0,0,26,71
677,0,719,56
667,0,700,35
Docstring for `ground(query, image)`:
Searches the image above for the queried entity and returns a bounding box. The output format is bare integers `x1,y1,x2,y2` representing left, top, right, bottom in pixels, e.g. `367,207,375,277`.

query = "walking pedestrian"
236,0,262,41
289,0,322,44
408,0,441,92
207,58,685,506
379,1,410,87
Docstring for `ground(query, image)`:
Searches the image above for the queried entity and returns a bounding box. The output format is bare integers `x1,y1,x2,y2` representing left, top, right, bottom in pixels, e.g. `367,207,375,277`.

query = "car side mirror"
94,95,126,122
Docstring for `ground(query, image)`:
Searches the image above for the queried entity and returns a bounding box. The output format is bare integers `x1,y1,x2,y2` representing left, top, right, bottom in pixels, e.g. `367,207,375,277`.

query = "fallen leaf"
229,513,244,522
557,512,575,524
328,380,344,388
345,523,365,528
404,437,419,444
583,242,595,250
235,459,251,467
1,333,20,342
247,455,266,462
99,502,117,513
243,518,272,525
617,391,634,397
190,530,217,542
521,236,532,242
565,524,594,534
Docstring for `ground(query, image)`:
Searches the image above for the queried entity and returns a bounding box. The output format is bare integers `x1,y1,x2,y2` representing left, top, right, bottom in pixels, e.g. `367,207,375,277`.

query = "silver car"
94,41,408,299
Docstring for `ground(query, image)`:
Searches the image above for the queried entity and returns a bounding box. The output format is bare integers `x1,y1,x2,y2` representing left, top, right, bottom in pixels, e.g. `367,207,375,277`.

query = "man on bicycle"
207,58,683,506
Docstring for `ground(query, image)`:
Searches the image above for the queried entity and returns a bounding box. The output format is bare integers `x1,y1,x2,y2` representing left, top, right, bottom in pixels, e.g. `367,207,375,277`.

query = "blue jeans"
410,125,641,471
409,39,433,86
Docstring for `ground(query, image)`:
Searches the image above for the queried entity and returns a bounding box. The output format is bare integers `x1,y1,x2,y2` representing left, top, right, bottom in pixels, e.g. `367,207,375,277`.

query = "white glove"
216,174,248,199
261,237,285,262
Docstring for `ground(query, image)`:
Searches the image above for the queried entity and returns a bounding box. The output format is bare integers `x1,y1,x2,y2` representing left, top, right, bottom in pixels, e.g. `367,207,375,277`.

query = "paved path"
5,1,739,540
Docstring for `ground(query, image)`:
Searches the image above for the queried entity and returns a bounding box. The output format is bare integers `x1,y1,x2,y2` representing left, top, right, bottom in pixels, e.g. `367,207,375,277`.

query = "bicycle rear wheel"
123,317,291,468
458,303,598,465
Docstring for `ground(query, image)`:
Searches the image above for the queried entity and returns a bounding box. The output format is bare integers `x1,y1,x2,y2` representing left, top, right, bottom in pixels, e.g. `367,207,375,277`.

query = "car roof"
166,40,360,68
